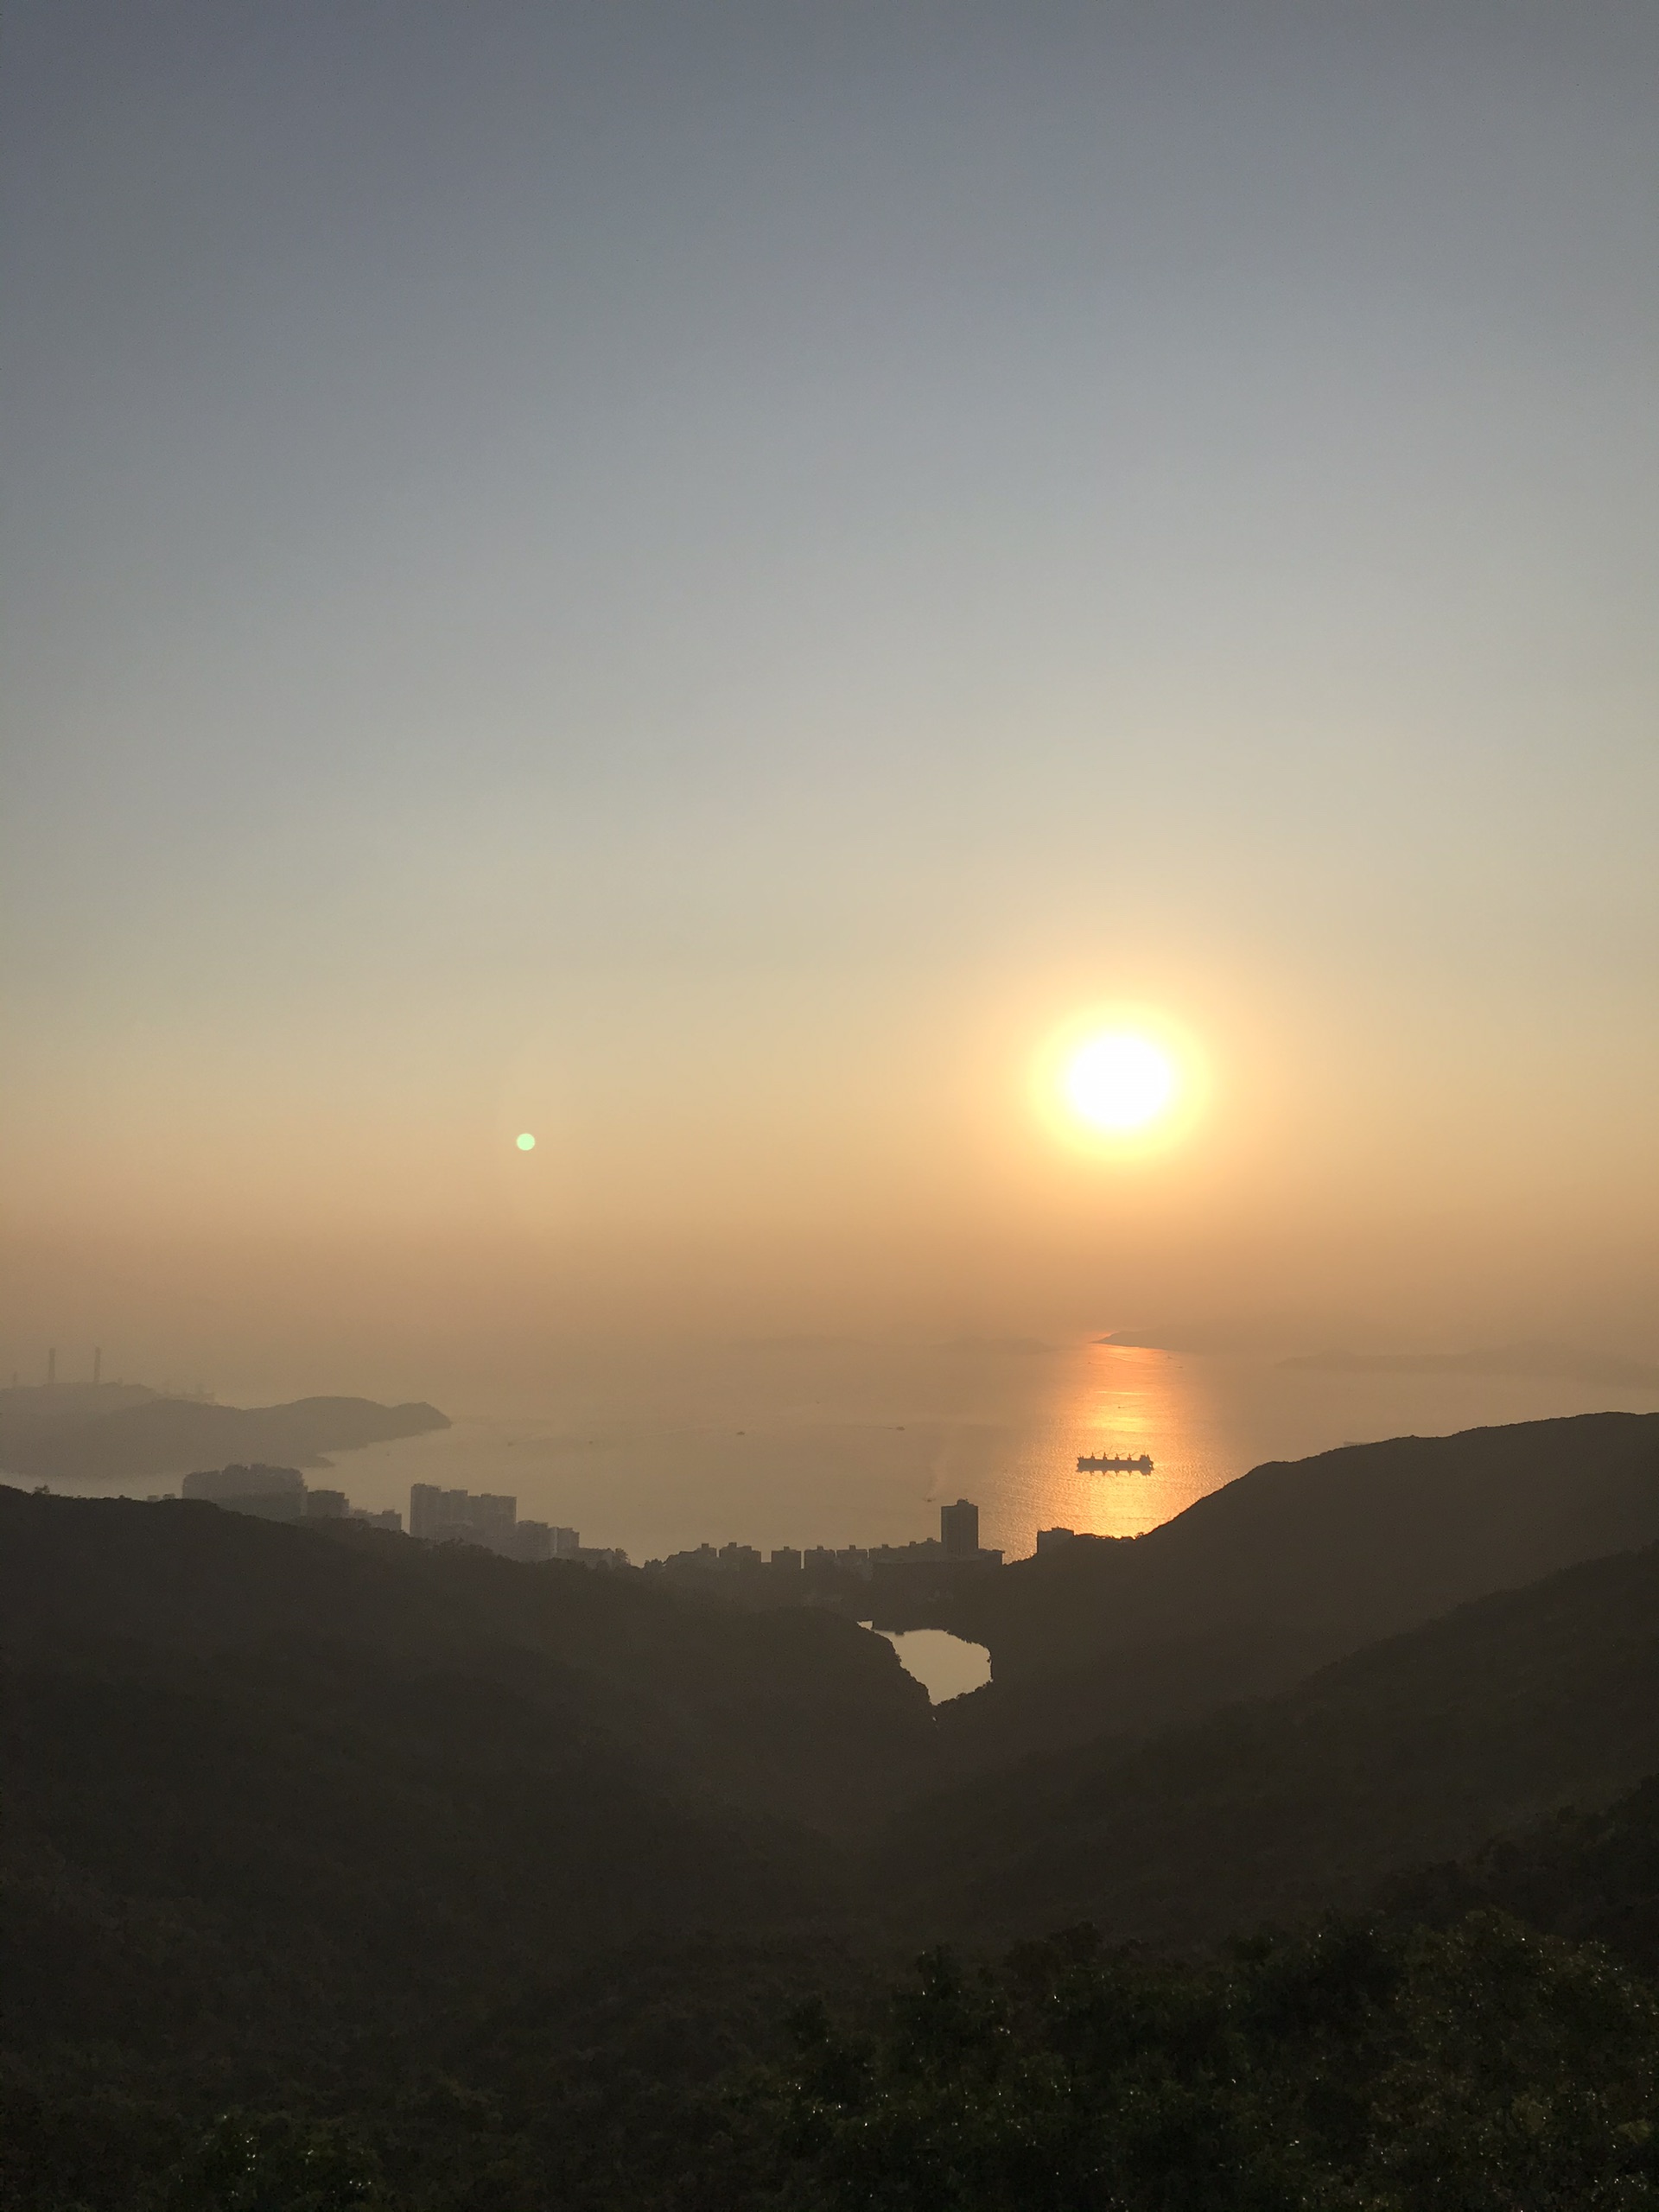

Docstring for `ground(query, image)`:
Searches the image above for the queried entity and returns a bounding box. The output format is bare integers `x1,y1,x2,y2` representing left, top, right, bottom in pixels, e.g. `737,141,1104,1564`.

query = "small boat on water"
1077,1452,1154,1473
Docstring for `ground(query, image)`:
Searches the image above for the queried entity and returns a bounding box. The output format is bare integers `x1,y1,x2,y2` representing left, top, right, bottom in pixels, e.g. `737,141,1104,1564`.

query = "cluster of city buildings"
179,1471,1077,1580
646,1497,1020,1586
408,1484,627,1567
176,1466,629,1566
179,1467,628,1565
181,1464,402,1529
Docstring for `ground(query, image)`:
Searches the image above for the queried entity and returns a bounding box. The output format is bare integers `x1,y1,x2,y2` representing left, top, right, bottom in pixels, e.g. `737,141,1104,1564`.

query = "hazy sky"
4,2,1656,1397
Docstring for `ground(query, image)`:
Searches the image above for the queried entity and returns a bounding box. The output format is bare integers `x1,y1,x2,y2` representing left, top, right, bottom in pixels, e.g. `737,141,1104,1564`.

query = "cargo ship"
1077,1452,1154,1473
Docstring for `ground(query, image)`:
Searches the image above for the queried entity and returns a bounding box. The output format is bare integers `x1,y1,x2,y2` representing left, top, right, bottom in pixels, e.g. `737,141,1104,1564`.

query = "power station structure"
22,1348,115,1386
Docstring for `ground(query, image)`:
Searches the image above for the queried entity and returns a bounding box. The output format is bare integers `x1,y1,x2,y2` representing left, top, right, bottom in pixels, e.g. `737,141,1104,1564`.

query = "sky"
3,1,1656,1402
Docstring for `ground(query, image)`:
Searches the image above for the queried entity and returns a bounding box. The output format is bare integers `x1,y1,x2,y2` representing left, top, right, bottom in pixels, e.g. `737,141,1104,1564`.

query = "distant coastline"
1281,1344,1659,1389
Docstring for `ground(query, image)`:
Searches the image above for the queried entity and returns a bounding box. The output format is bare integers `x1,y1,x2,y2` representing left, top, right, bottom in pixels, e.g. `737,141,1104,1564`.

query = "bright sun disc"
515,1132,536,1151
1064,1033,1177,1133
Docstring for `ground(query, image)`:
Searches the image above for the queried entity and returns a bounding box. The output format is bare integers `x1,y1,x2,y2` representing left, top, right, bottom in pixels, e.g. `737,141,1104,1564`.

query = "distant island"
0,1386,448,1484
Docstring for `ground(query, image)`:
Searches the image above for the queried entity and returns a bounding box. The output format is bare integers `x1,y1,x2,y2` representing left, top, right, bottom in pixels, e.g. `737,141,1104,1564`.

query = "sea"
321,1337,1659,1569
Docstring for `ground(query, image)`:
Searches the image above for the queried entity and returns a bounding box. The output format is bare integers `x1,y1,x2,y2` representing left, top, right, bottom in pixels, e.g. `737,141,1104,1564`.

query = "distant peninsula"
0,1388,448,1484
1280,1342,1659,1389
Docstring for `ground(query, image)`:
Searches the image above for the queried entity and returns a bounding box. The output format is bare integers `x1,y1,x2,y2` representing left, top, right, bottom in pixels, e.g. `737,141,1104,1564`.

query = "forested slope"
0,1487,935,2112
15,1443,1659,2209
937,1409,1659,1764
884,1533,1659,1947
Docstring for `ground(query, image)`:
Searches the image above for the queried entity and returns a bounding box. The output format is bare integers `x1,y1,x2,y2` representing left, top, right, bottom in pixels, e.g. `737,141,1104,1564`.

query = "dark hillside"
937,1409,1659,1762
880,1533,1659,1949
0,1487,936,1835
15,1454,1659,2209
1382,1770,1659,1974
0,1488,936,2113
4,1638,835,2086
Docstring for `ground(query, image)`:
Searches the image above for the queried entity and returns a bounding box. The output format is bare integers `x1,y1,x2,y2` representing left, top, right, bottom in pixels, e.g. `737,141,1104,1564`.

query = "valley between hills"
7,1408,1659,2210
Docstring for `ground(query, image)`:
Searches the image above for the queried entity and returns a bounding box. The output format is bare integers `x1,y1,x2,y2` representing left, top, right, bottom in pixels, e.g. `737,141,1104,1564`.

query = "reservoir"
867,1626,990,1703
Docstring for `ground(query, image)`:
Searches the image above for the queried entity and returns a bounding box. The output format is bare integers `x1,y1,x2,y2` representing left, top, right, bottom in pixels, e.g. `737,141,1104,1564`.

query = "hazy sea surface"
321,1339,1659,1564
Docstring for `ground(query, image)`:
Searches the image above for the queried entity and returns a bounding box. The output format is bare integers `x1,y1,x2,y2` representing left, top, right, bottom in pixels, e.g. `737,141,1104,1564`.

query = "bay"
322,1338,1659,1562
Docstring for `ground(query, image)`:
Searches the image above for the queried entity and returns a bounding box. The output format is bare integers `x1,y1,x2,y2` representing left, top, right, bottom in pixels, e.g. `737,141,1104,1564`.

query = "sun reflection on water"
1000,1341,1230,1543
235,1335,1659,1570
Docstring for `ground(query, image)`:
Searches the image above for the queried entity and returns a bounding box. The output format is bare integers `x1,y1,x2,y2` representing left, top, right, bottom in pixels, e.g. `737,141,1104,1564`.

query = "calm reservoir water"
315,1338,1659,1565
870,1627,993,1703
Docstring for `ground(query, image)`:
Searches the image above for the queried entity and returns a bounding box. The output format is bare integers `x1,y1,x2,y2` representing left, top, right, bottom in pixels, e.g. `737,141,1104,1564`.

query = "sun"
1034,1005,1205,1156
1064,1032,1177,1133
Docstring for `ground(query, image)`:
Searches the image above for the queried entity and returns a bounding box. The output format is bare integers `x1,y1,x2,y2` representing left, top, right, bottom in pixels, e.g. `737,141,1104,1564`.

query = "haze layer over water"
293,1341,1659,1563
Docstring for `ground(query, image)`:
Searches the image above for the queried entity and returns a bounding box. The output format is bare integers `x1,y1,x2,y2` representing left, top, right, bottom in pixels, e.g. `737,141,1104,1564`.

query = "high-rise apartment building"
410,1484,518,1548
410,1484,471,1541
940,1497,979,1558
182,1465,305,1522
